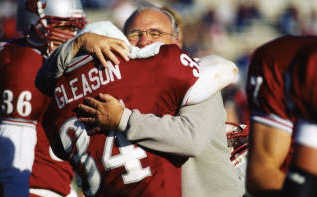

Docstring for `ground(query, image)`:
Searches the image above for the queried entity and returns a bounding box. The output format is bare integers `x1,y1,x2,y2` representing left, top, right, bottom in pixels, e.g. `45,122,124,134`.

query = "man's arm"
36,32,129,96
78,92,227,157
124,92,226,156
246,122,292,197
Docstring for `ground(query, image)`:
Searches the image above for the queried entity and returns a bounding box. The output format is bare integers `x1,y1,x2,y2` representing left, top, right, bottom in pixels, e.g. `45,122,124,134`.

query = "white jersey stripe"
251,113,293,134
65,54,93,73
0,117,37,128
30,188,63,197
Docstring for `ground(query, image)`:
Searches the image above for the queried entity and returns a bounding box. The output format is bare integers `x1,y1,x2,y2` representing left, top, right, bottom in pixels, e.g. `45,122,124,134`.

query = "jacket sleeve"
35,39,75,96
119,92,227,157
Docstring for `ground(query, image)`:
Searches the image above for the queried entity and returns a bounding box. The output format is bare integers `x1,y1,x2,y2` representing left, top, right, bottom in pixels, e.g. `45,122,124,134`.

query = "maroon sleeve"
246,36,317,133
287,44,317,122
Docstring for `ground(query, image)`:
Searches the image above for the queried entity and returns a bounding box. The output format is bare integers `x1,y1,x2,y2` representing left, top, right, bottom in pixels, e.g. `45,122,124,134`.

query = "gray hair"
123,2,179,37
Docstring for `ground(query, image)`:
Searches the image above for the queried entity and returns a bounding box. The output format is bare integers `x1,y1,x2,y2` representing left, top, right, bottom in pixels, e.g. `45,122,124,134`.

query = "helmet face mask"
35,15,86,52
17,0,86,53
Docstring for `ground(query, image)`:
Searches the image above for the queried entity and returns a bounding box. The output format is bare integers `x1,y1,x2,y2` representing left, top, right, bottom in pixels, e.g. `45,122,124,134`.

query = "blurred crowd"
1,0,317,124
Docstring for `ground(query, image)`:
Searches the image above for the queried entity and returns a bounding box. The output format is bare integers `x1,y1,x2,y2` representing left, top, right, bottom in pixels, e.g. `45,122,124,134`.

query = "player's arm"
246,121,292,197
78,91,226,157
36,32,129,96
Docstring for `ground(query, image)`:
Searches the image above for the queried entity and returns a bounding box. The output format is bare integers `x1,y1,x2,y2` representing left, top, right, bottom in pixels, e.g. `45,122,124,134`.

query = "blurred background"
1,0,316,124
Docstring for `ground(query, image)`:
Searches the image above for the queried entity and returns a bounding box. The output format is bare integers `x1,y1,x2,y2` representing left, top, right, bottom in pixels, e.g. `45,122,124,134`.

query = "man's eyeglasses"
126,28,175,41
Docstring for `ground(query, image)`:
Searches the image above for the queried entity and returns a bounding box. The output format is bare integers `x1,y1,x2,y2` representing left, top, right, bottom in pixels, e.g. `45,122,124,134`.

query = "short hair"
123,2,180,38
161,5,183,45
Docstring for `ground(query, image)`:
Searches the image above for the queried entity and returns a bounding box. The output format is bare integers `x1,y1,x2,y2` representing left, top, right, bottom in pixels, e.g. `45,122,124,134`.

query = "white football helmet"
226,122,249,182
16,0,86,52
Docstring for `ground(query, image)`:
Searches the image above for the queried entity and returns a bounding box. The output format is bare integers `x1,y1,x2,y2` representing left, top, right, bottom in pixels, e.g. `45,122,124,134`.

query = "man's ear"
175,35,183,48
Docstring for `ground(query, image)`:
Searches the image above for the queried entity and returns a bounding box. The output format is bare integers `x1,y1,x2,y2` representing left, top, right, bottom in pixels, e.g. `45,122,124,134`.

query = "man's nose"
136,32,153,48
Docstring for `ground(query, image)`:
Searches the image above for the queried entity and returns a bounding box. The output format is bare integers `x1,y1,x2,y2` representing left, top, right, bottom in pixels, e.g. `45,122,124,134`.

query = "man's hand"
73,32,130,67
76,93,124,135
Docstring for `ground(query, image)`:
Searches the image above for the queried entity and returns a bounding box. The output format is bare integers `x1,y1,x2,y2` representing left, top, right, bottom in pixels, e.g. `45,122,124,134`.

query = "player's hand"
74,33,130,68
76,93,124,135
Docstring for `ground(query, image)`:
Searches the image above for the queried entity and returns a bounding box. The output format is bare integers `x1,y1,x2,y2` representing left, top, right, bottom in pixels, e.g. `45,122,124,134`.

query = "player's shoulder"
255,35,317,55
0,39,41,66
252,36,289,58
249,35,314,72
288,41,317,79
158,44,183,56
286,43,317,121
0,39,18,53
1,38,26,49
157,44,196,65
65,54,94,74
0,38,41,57
289,43,317,83
295,41,317,61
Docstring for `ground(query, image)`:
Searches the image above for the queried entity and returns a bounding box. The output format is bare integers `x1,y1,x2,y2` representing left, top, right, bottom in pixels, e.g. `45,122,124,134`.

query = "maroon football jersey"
286,42,317,122
0,39,74,196
44,44,199,197
285,42,317,152
246,35,317,171
0,40,49,124
247,35,317,133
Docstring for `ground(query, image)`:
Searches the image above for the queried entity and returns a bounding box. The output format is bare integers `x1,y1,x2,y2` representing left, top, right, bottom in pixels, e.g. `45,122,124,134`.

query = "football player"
42,34,199,196
0,0,86,196
246,35,317,197
280,43,317,197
